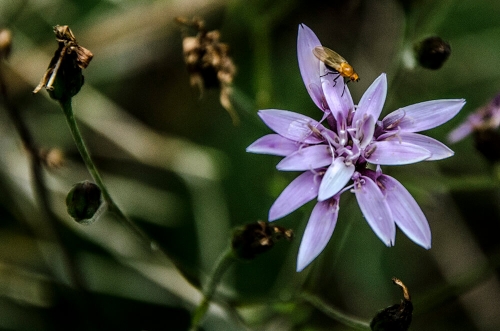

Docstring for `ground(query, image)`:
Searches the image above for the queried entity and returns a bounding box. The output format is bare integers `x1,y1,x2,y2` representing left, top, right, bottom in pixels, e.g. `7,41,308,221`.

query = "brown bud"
66,181,103,224
370,277,413,331
414,36,451,70
231,221,293,260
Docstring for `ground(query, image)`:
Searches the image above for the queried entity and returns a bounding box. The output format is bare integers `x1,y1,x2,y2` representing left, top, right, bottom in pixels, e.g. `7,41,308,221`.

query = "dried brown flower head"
34,25,93,101
370,277,413,331
176,17,238,125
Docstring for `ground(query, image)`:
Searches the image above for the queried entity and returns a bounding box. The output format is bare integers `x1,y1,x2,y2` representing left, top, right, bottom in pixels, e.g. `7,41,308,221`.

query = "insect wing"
313,46,347,71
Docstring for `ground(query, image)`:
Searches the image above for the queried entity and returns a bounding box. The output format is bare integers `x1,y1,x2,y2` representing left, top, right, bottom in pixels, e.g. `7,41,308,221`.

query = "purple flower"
247,24,465,272
448,93,500,143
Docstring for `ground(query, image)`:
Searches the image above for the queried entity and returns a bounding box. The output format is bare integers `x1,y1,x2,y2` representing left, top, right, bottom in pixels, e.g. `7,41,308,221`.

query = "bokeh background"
1,0,500,330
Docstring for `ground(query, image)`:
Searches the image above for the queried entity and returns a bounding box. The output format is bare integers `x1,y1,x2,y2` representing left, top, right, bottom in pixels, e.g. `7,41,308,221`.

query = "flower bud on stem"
59,98,153,245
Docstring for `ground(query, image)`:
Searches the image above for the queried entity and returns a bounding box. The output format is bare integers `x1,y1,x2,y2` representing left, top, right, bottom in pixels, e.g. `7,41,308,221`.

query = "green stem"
59,98,153,246
298,291,371,330
190,247,235,330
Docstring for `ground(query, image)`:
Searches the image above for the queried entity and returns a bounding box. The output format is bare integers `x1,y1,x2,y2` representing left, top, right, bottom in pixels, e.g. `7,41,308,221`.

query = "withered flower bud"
414,36,451,70
33,25,93,101
231,221,293,260
0,29,12,59
176,17,238,125
370,277,413,331
66,181,103,224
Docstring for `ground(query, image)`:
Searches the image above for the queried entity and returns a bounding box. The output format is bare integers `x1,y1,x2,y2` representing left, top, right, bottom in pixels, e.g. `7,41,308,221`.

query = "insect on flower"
313,46,359,83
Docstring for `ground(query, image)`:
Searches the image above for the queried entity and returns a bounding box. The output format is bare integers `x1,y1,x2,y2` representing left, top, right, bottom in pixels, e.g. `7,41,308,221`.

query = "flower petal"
382,99,466,132
258,109,325,144
297,198,339,272
447,121,473,143
269,171,319,221
358,115,376,149
322,71,354,121
297,24,324,110
277,145,333,171
318,157,355,201
365,141,431,165
353,73,387,125
353,176,395,246
246,134,300,156
398,132,454,160
378,175,431,248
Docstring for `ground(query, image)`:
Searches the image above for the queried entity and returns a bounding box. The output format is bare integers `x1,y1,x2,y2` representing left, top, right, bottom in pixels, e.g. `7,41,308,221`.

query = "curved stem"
190,247,235,330
298,291,371,330
59,98,153,246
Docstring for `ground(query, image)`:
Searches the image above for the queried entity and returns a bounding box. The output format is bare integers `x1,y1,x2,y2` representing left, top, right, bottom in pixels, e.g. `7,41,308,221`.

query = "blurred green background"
1,0,500,330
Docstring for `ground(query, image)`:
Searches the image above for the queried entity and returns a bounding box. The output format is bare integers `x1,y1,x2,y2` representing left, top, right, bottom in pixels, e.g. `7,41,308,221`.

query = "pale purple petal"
378,175,431,248
322,72,354,121
297,198,339,272
353,176,395,246
258,109,325,144
447,121,473,143
318,157,355,201
269,171,319,221
353,73,387,125
246,134,300,156
398,132,454,160
358,115,376,149
382,99,466,132
365,141,431,165
277,145,333,171
297,24,324,110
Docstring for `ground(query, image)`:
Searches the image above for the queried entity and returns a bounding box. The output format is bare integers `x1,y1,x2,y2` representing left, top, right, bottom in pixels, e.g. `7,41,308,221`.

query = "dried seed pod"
33,25,93,101
231,221,293,260
176,17,238,125
370,277,413,331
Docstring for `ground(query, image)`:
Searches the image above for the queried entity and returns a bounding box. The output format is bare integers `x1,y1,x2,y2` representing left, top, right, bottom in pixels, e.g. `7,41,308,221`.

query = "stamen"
364,144,377,158
384,110,406,130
